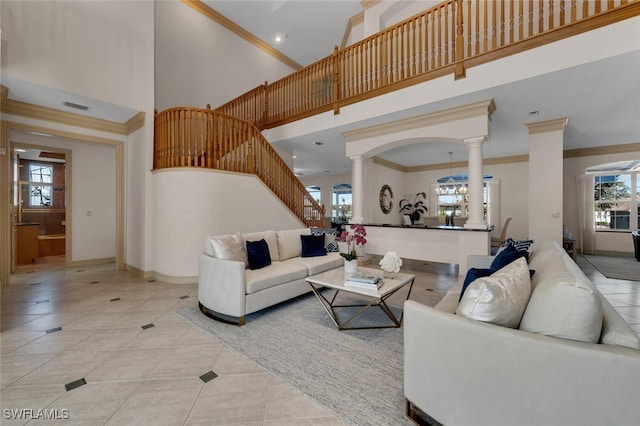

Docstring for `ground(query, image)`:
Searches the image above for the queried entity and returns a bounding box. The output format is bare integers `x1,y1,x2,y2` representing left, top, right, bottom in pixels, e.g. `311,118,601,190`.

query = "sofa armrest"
198,253,246,318
404,300,640,426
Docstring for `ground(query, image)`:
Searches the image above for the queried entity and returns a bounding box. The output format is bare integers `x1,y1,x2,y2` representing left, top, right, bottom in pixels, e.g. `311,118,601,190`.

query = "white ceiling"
203,0,363,67
3,1,638,178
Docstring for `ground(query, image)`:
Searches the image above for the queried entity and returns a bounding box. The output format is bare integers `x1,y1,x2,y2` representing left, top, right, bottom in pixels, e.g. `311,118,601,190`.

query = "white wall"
300,173,351,221
1,0,155,272
153,169,304,279
154,1,296,111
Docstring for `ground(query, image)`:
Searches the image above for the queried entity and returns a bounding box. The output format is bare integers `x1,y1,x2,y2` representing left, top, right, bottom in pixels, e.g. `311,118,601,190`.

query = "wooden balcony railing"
154,0,638,226
154,107,325,227
216,0,639,128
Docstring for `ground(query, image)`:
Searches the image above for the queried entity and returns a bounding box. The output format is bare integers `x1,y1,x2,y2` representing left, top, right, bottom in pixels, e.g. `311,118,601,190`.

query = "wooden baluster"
529,0,534,39
595,0,602,14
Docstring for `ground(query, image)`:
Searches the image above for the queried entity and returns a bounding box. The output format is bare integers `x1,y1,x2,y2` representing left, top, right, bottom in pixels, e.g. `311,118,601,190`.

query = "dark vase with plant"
399,192,428,224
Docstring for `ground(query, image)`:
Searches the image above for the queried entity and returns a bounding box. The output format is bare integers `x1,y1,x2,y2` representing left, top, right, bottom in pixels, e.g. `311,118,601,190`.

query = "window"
28,164,53,207
332,183,352,221
590,161,639,231
306,185,321,203
436,174,491,220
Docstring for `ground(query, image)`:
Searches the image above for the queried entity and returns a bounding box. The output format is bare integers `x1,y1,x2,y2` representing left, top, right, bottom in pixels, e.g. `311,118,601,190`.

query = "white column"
526,118,568,243
351,155,364,224
464,137,487,229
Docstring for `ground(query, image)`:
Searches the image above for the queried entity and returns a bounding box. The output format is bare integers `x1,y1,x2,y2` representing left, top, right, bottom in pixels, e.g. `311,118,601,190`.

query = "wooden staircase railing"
154,0,639,227
154,107,325,227
215,0,639,129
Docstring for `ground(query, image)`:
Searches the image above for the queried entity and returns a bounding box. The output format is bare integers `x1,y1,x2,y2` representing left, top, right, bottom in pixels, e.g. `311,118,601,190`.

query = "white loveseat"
404,240,640,426
198,228,342,325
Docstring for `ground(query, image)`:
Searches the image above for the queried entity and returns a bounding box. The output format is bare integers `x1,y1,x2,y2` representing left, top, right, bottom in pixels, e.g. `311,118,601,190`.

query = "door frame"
1,120,125,287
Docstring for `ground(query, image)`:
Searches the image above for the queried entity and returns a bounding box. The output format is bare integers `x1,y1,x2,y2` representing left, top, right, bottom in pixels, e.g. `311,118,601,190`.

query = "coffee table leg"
307,282,340,328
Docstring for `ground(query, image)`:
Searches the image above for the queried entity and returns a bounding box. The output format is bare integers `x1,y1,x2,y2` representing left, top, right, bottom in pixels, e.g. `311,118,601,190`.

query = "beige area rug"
177,285,445,426
583,254,640,281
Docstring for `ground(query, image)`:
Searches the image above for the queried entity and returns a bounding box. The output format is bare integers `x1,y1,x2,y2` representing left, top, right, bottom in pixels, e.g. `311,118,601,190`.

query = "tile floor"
1,255,638,425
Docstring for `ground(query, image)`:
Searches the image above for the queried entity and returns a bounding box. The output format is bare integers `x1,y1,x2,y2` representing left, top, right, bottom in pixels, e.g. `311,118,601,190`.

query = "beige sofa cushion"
244,261,308,294
204,232,248,267
519,252,603,343
242,230,279,262
276,228,311,261
456,257,532,328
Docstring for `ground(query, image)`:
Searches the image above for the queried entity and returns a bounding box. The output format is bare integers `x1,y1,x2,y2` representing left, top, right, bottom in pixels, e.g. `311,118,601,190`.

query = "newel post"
247,127,255,174
332,45,340,115
454,0,466,80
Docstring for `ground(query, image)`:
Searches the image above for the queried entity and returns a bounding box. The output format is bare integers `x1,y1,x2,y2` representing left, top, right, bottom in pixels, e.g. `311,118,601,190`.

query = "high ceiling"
3,1,638,178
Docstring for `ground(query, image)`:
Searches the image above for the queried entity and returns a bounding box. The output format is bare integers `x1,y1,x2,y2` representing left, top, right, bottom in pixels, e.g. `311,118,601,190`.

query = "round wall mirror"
379,184,393,214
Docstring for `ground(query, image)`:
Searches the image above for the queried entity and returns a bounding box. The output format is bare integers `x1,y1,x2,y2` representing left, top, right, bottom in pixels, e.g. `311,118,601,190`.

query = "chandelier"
437,152,468,195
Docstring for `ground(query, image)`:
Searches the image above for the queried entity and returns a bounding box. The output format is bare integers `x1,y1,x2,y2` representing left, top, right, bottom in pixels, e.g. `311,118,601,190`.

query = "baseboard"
594,250,635,257
70,257,116,268
151,271,198,284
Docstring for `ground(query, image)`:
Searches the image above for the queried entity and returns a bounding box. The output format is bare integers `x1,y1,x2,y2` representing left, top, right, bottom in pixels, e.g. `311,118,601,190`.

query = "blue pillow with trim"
301,234,327,257
246,239,271,270
490,243,529,270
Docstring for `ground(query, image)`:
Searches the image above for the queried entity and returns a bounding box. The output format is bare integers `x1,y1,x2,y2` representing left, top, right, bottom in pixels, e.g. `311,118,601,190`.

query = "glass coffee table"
305,266,415,330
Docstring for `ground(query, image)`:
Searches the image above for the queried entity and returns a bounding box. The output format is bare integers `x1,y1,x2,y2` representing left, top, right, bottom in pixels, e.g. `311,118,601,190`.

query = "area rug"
583,254,640,281
176,286,444,426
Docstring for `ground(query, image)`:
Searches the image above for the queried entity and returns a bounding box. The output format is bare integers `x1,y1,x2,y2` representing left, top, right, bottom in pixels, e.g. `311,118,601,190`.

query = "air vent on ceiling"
63,101,89,111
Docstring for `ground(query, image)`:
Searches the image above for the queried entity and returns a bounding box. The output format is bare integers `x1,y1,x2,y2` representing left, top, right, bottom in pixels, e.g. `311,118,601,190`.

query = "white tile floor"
1,255,638,425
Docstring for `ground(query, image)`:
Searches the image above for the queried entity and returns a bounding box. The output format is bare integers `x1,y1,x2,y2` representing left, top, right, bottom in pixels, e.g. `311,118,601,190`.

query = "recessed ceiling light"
275,34,287,43
313,141,324,146
293,155,297,159
528,110,540,116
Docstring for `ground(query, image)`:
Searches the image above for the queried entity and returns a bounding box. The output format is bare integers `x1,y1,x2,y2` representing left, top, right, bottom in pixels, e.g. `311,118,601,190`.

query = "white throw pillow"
205,232,248,267
519,254,603,343
456,257,532,328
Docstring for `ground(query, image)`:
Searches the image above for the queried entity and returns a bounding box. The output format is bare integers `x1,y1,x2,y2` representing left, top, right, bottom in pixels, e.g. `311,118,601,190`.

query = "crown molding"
344,99,495,142
182,0,303,71
1,85,144,135
341,11,364,49
563,142,640,158
525,117,569,134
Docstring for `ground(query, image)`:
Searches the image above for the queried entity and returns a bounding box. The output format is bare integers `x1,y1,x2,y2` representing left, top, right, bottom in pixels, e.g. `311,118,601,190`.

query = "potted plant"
336,224,367,273
399,192,428,224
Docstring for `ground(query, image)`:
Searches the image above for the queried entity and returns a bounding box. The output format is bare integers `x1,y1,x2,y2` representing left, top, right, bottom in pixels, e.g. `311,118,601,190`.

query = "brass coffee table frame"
305,267,415,331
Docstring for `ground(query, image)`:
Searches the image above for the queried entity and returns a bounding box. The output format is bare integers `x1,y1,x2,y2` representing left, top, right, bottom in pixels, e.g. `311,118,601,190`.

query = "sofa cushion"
204,232,248,267
519,254,603,343
456,257,532,328
245,261,309,294
276,228,311,261
490,244,529,270
243,230,279,262
246,239,272,270
286,252,343,275
300,234,327,257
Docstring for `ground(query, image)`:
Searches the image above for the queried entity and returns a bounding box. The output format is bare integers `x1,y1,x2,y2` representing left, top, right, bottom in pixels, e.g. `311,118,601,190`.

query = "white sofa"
198,228,342,325
404,240,640,426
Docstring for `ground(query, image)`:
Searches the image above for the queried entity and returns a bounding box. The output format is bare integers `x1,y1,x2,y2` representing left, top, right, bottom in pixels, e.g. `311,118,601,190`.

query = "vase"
344,258,358,274
383,270,395,279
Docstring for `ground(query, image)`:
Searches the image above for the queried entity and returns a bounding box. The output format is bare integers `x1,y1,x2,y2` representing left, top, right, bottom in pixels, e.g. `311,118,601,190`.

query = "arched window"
589,160,640,230
332,183,352,221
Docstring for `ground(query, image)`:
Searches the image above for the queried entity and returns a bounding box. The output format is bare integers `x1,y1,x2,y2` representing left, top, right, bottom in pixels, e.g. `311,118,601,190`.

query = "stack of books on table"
345,273,383,290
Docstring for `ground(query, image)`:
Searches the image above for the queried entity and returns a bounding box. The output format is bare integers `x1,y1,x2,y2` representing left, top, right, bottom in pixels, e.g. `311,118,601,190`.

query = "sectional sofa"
404,240,640,426
198,228,342,325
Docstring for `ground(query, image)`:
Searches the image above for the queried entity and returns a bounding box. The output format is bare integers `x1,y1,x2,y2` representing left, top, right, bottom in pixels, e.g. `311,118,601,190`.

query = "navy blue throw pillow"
490,244,529,270
301,234,327,257
459,268,495,301
246,239,271,270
